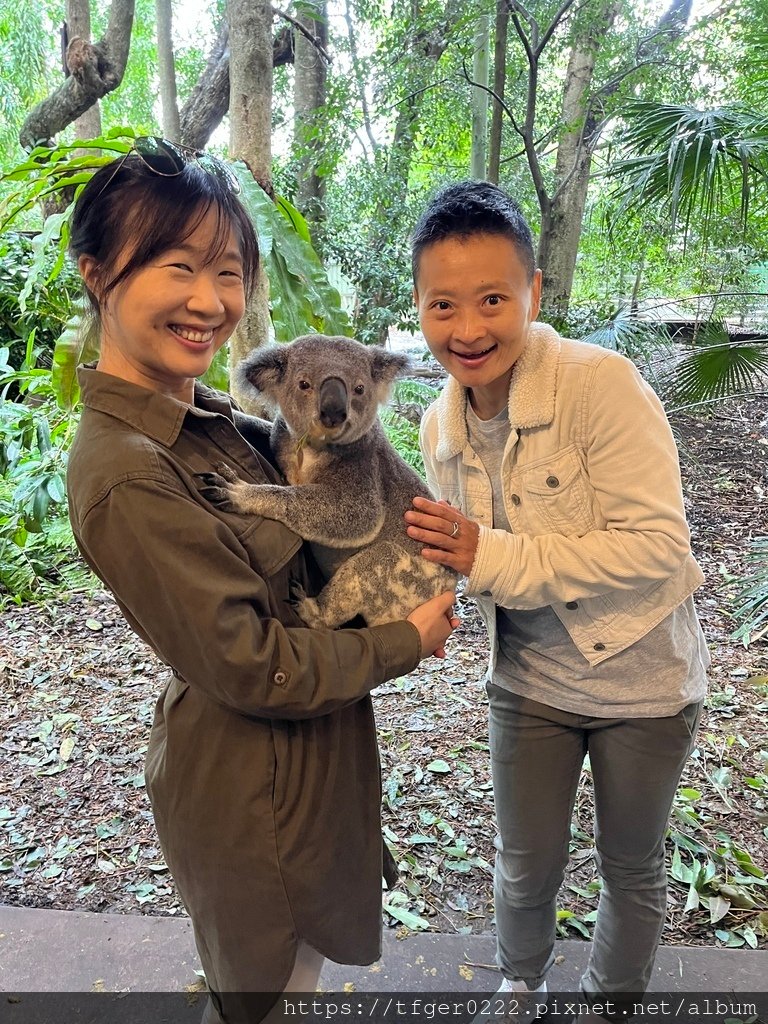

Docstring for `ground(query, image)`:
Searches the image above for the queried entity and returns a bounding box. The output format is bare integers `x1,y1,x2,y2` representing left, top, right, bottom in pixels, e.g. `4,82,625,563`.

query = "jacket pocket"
520,447,594,535
239,515,302,578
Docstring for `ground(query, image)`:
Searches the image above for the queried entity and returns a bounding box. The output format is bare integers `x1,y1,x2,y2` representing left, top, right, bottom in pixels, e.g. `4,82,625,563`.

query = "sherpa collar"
432,321,562,462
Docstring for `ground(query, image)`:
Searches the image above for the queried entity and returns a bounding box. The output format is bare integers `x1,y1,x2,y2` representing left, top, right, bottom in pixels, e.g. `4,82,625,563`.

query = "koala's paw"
289,579,308,606
195,464,247,514
290,583,324,629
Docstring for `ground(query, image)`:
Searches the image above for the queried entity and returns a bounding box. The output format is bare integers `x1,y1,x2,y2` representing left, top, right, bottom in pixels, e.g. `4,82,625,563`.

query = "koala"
198,334,456,629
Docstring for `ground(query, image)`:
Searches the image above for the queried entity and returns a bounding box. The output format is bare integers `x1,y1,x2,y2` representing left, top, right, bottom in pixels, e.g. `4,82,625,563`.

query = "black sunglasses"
96,136,241,197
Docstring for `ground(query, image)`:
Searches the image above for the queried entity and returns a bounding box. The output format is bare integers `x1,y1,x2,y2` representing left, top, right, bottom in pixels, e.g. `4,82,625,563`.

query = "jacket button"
273,670,288,685
511,494,521,506
566,601,578,610
593,643,606,652
546,475,559,488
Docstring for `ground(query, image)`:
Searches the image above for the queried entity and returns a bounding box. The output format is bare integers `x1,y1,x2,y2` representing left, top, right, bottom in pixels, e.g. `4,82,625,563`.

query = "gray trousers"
487,683,703,998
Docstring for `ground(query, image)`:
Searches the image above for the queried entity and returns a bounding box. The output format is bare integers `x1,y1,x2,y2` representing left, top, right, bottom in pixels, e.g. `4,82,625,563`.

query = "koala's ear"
369,347,411,386
235,346,289,396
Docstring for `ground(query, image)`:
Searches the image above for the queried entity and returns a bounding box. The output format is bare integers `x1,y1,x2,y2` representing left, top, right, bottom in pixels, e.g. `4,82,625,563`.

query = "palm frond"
581,306,673,361
730,537,768,646
608,102,768,246
662,321,768,408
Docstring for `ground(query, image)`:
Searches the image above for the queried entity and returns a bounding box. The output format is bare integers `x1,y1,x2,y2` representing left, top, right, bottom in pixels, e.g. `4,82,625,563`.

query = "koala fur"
199,334,456,629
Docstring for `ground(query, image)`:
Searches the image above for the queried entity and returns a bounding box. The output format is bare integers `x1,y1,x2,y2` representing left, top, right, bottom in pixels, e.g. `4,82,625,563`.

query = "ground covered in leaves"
1,396,767,953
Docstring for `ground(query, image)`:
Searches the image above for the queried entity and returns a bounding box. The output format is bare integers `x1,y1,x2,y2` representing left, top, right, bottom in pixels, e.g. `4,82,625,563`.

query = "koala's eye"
353,384,365,395
298,380,312,391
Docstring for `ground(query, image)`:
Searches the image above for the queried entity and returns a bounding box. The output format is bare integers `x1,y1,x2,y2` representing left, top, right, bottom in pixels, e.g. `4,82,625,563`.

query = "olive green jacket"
67,367,421,1018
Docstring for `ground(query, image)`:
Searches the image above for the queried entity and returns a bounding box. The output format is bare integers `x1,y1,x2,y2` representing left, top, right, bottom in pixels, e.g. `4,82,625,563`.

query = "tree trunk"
537,0,692,318
155,0,180,142
537,150,592,320
179,22,293,151
358,0,460,344
20,0,134,148
67,0,102,140
487,0,508,184
470,11,490,178
538,0,618,318
294,0,328,231
228,0,274,410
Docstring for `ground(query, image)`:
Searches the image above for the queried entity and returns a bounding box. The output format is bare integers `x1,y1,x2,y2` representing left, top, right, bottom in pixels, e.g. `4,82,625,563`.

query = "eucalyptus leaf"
382,901,431,931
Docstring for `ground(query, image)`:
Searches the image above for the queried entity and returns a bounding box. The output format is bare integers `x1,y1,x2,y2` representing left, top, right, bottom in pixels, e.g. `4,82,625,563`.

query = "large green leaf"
235,169,352,342
51,305,100,411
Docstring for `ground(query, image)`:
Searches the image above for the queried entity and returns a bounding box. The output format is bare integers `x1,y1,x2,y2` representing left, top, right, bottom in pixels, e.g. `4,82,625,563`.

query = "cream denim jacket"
419,323,705,667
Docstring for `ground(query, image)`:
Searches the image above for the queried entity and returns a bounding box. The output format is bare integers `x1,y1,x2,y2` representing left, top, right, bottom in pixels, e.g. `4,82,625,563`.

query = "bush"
0,340,92,607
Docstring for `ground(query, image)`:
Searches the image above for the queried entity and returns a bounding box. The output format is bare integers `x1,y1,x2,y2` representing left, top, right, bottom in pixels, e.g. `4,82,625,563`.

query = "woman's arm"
76,475,434,719
411,355,693,609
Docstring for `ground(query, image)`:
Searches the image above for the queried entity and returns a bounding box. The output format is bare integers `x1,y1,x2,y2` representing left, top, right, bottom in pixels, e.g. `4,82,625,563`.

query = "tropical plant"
662,325,768,412
0,237,82,394
0,338,85,605
608,102,768,249
380,378,440,477
730,536,768,646
0,129,353,406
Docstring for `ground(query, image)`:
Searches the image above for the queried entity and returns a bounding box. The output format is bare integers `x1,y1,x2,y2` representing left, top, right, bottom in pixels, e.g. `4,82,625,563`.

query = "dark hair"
69,153,260,314
411,180,536,283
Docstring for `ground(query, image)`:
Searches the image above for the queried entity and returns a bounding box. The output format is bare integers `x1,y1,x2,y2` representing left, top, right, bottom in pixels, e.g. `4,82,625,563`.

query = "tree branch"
20,0,135,148
272,5,331,63
536,0,581,55
461,59,522,139
344,0,378,155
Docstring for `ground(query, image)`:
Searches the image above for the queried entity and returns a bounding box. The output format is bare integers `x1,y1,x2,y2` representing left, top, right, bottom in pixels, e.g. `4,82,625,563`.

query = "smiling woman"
78,211,246,403
63,149,457,1024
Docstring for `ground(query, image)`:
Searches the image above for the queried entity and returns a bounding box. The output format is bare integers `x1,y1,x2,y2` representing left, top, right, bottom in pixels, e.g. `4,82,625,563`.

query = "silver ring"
450,521,460,539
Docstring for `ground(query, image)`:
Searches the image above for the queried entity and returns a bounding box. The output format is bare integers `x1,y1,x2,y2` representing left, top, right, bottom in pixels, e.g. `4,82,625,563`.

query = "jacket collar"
433,322,562,462
77,365,236,447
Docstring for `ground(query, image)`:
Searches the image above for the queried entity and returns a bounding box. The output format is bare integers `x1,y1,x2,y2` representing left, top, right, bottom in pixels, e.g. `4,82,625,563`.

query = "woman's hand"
407,590,460,660
405,498,480,577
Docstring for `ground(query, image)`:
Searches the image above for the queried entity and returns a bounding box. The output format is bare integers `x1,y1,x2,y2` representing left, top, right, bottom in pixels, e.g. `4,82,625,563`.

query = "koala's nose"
319,377,348,428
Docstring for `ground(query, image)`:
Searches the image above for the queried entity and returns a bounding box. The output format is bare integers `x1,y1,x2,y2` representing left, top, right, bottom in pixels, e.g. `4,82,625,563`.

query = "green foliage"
381,378,439,478
608,103,768,248
662,323,768,411
563,303,673,362
0,339,89,607
730,537,768,646
0,233,81,373
235,171,352,341
0,0,55,164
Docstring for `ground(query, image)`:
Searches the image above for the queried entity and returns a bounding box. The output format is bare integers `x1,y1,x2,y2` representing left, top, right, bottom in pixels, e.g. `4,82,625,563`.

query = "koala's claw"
197,485,238,512
196,471,227,487
289,579,308,606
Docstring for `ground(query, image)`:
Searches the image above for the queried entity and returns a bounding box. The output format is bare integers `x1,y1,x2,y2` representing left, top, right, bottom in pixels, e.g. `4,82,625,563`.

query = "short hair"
69,153,260,316
411,180,536,283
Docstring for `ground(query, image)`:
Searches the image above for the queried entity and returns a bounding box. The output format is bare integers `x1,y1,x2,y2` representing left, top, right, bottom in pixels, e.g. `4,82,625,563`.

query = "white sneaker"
470,978,548,1023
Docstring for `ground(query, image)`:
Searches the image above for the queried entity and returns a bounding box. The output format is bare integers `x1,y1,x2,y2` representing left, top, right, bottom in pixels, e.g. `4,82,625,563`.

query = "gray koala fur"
199,334,456,629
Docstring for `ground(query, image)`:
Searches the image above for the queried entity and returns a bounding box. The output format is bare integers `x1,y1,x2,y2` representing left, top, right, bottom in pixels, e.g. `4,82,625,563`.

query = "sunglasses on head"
96,136,241,197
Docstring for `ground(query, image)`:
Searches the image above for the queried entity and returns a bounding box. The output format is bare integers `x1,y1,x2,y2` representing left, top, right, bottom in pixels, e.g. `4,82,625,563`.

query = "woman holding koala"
65,139,457,1024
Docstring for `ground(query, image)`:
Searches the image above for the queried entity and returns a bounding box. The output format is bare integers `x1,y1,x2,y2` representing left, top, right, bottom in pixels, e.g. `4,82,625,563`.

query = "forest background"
0,0,767,955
